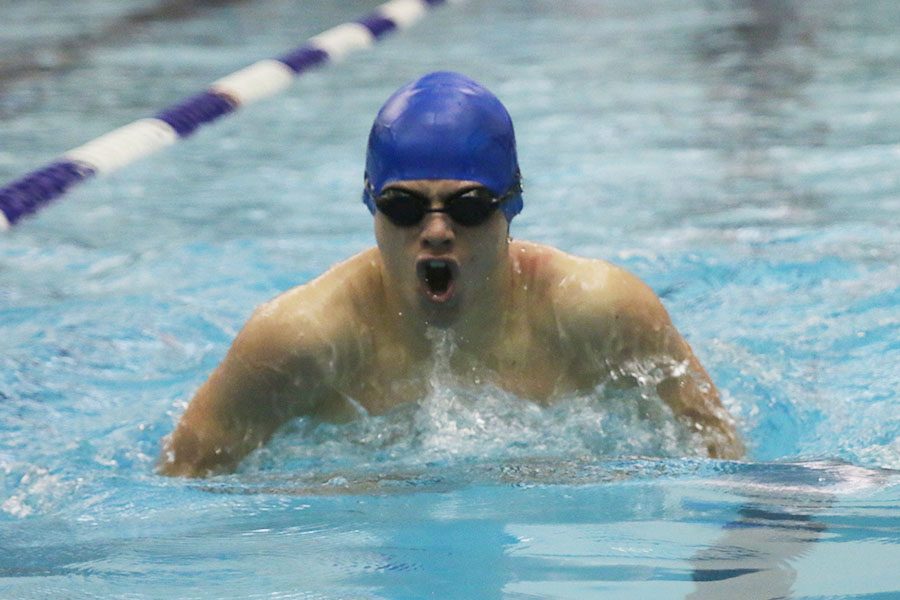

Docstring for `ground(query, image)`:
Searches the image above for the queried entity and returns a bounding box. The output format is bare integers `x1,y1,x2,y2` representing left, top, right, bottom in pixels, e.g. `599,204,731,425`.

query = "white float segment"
377,0,428,29
308,23,375,61
62,119,178,175
210,59,295,107
0,211,9,231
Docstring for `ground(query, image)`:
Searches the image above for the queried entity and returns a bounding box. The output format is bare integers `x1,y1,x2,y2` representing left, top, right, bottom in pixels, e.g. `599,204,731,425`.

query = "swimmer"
159,71,744,477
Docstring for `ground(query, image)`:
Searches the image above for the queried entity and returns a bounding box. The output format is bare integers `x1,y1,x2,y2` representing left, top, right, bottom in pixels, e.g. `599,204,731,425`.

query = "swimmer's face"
374,179,509,326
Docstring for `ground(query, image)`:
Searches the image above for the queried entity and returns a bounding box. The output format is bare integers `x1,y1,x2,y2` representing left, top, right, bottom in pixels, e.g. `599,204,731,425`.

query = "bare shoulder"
235,248,383,372
512,241,670,334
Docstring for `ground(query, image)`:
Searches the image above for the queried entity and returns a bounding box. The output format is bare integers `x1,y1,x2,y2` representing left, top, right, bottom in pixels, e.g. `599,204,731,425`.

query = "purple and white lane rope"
0,0,456,231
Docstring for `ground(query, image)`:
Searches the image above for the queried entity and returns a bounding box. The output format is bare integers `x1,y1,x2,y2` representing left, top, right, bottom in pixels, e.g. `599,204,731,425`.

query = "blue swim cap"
363,71,523,222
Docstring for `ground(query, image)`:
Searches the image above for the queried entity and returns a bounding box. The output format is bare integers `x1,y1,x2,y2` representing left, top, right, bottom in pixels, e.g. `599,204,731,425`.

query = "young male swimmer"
159,71,743,477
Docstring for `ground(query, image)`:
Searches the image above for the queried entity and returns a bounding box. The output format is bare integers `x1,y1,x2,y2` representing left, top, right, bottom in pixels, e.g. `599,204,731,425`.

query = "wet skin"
160,180,744,477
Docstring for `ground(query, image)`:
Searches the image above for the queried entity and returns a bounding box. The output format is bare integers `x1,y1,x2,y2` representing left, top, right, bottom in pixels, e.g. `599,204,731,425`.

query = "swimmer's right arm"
158,304,332,477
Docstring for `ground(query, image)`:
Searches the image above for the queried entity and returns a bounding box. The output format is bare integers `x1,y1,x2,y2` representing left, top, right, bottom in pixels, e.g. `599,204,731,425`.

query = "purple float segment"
155,91,237,138
358,14,398,39
0,161,95,225
277,45,329,75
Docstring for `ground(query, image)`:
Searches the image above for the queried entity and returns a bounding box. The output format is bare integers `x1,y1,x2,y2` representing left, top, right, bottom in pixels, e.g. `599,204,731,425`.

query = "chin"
418,300,462,329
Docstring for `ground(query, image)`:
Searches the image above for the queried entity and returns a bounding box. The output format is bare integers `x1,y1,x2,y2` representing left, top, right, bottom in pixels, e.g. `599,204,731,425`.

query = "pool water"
1,0,898,598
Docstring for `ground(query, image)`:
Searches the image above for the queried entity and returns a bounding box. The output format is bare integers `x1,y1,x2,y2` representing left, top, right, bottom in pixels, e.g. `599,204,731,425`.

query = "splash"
239,329,712,487
0,464,66,518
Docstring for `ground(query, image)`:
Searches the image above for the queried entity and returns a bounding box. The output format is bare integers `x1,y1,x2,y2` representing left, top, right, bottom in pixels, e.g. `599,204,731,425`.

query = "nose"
420,212,454,252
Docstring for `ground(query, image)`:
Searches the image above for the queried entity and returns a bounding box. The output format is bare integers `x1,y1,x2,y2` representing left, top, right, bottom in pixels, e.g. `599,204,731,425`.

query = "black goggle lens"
375,189,502,227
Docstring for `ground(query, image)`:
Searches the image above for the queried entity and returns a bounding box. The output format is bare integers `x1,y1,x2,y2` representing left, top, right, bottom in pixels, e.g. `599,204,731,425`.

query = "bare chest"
340,327,597,414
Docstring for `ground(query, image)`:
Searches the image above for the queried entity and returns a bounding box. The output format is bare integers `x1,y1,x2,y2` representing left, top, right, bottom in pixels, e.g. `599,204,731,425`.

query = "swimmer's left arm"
570,262,744,459
616,271,743,459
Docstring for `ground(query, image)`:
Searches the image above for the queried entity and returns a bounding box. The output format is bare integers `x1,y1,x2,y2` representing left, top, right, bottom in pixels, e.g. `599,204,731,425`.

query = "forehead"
381,179,484,197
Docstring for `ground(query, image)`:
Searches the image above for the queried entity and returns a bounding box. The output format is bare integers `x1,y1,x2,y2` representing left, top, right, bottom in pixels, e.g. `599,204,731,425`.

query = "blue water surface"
1,1,898,598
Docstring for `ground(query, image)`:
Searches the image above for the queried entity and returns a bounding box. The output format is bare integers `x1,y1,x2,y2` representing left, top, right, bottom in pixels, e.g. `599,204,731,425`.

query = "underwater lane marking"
0,0,456,229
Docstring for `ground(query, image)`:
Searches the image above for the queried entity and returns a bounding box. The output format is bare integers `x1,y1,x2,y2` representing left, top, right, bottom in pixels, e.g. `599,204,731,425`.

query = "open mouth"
416,258,458,303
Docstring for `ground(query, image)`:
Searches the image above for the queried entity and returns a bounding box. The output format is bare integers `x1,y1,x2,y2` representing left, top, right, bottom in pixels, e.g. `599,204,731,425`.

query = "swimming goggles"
373,184,520,227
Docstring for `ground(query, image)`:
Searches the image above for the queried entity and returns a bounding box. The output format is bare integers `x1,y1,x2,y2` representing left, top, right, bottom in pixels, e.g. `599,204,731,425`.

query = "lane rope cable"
0,0,458,231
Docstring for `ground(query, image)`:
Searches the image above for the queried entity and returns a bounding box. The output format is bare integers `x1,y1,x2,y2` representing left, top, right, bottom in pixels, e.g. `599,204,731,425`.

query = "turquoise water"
1,0,898,598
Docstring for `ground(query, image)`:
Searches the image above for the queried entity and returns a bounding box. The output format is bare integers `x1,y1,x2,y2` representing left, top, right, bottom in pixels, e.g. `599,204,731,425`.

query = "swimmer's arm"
571,263,744,459
649,327,745,460
615,273,743,459
158,307,331,477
